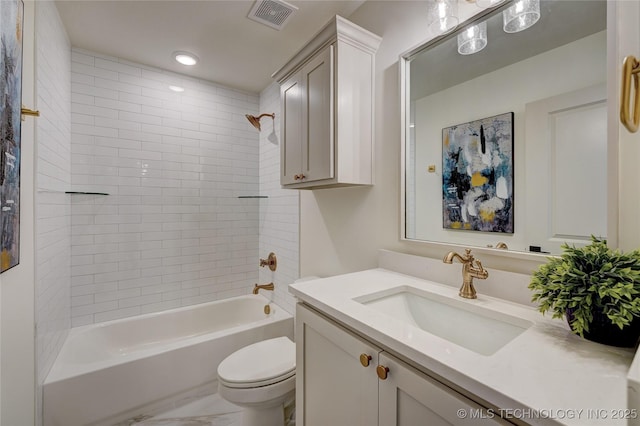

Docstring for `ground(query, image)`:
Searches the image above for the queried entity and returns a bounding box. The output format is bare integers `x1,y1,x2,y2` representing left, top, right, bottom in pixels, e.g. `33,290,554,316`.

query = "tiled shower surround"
258,82,299,314
69,49,261,326
35,1,72,421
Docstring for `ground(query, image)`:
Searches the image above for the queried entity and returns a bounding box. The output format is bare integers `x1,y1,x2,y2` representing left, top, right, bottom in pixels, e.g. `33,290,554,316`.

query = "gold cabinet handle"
359,353,372,367
376,365,389,380
294,174,306,181
621,55,640,133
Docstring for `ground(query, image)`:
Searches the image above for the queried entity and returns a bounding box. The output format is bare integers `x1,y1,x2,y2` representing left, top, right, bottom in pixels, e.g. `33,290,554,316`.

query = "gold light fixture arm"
621,55,640,133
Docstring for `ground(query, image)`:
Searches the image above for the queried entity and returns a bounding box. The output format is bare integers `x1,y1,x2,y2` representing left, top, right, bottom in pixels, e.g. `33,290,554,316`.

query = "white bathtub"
43,294,293,426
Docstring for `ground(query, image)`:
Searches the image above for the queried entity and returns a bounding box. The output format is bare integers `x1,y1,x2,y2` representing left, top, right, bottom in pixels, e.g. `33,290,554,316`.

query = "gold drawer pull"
359,353,372,367
376,365,389,380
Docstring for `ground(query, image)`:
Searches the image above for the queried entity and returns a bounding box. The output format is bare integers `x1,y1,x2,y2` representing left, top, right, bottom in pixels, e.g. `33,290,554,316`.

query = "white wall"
34,1,72,424
1,1,37,425
300,1,583,278
258,82,299,315
300,1,442,278
69,50,261,326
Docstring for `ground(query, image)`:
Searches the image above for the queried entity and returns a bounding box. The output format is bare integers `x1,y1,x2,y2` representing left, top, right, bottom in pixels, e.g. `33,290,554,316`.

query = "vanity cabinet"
272,16,381,189
296,303,511,426
296,302,380,425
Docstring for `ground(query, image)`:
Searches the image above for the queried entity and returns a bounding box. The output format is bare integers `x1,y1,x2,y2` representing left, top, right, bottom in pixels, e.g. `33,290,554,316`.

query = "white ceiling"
55,0,366,94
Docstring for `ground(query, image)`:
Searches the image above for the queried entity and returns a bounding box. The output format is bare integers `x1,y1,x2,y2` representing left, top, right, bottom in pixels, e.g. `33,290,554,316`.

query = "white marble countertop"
289,268,636,426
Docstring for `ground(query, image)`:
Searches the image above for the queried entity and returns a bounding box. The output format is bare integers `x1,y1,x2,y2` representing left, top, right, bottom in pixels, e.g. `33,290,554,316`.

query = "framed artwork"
442,112,514,233
1,0,24,273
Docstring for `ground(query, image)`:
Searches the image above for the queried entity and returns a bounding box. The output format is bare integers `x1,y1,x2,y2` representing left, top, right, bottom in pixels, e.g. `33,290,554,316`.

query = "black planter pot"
566,308,640,348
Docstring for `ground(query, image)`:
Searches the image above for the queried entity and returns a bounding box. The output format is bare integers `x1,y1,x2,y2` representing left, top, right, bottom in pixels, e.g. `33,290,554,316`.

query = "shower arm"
246,113,275,131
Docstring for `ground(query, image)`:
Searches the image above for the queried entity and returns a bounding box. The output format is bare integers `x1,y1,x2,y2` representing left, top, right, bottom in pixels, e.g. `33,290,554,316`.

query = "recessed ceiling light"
173,51,198,66
169,85,185,92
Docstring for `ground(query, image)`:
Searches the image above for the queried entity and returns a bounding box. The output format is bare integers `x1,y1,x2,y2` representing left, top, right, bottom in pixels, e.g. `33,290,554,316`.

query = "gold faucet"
443,249,489,299
253,282,274,294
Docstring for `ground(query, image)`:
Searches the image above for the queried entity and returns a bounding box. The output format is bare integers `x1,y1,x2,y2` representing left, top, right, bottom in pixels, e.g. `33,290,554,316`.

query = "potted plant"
528,236,640,347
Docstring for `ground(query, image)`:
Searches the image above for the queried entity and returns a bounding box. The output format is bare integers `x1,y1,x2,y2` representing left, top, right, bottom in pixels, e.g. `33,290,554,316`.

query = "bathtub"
43,294,293,426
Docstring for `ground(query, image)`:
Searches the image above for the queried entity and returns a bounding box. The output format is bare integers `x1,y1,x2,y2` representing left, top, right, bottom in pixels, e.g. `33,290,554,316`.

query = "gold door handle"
21,105,40,121
621,55,640,133
376,365,389,380
359,354,372,367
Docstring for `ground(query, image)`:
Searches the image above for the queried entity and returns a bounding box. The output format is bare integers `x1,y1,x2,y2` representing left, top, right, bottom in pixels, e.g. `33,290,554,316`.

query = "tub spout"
253,282,274,295
442,249,488,299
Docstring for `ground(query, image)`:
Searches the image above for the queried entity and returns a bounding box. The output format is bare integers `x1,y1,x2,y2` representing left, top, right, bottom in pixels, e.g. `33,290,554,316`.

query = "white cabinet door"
280,71,303,186
301,44,334,183
378,353,510,426
296,304,379,426
280,44,334,186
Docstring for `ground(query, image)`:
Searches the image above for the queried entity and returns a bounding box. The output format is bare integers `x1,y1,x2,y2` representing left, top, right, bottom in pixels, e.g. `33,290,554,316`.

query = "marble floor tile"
132,394,242,426
126,393,295,426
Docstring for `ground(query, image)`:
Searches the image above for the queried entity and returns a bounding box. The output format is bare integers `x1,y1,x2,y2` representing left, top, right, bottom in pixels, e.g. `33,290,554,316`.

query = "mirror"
402,0,609,255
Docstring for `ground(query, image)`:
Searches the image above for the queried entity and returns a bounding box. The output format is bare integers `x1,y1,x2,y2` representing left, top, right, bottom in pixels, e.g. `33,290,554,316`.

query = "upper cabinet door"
302,44,334,183
280,71,303,186
273,15,381,190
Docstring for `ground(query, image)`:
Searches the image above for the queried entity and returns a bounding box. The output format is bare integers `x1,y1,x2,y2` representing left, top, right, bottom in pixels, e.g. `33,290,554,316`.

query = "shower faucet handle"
259,252,277,271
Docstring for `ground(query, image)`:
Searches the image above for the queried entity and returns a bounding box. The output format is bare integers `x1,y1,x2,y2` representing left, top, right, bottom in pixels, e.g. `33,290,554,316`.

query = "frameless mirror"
401,0,609,255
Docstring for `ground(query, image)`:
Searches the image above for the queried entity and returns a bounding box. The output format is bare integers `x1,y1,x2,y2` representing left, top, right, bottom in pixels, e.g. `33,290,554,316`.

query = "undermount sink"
354,286,532,355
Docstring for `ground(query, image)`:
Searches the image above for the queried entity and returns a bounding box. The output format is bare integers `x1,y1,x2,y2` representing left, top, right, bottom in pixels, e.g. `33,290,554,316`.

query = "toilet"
217,336,296,426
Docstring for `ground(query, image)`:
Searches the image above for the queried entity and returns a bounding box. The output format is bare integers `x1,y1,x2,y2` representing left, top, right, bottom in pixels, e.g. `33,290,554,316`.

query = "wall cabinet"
273,16,381,189
296,303,512,426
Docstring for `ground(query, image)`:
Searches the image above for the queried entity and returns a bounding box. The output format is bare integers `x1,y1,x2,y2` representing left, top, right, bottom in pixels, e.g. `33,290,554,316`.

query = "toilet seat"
217,336,295,389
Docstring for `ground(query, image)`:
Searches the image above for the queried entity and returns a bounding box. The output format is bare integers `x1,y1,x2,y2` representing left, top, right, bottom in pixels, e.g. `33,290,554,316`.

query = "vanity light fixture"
457,21,487,55
168,85,185,92
426,0,459,35
173,51,199,66
503,0,540,33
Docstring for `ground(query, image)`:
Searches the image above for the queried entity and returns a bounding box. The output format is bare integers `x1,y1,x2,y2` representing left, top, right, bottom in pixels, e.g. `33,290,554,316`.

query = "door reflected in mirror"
402,0,609,255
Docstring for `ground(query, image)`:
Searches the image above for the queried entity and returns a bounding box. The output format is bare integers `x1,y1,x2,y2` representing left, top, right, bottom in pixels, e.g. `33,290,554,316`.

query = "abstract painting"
442,112,514,233
1,0,24,273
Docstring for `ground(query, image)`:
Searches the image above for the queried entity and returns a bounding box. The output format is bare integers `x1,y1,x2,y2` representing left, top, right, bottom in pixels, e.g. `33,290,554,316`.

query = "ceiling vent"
248,0,298,31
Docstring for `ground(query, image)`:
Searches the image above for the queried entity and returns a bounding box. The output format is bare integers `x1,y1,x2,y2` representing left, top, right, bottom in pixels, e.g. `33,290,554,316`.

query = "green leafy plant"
528,236,640,337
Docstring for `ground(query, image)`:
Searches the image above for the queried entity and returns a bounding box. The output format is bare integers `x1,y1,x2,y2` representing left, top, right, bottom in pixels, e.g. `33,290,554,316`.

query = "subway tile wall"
258,82,299,315
35,1,72,422
69,49,261,326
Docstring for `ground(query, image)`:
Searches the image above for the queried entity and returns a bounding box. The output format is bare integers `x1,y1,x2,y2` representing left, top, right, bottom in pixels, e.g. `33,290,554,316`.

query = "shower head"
246,113,275,131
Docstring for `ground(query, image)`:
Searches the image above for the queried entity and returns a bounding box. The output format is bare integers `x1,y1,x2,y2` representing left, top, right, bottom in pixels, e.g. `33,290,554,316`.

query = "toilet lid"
217,336,295,388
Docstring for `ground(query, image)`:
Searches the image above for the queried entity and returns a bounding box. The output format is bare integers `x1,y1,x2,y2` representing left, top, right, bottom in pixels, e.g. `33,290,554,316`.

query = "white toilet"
217,336,296,426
